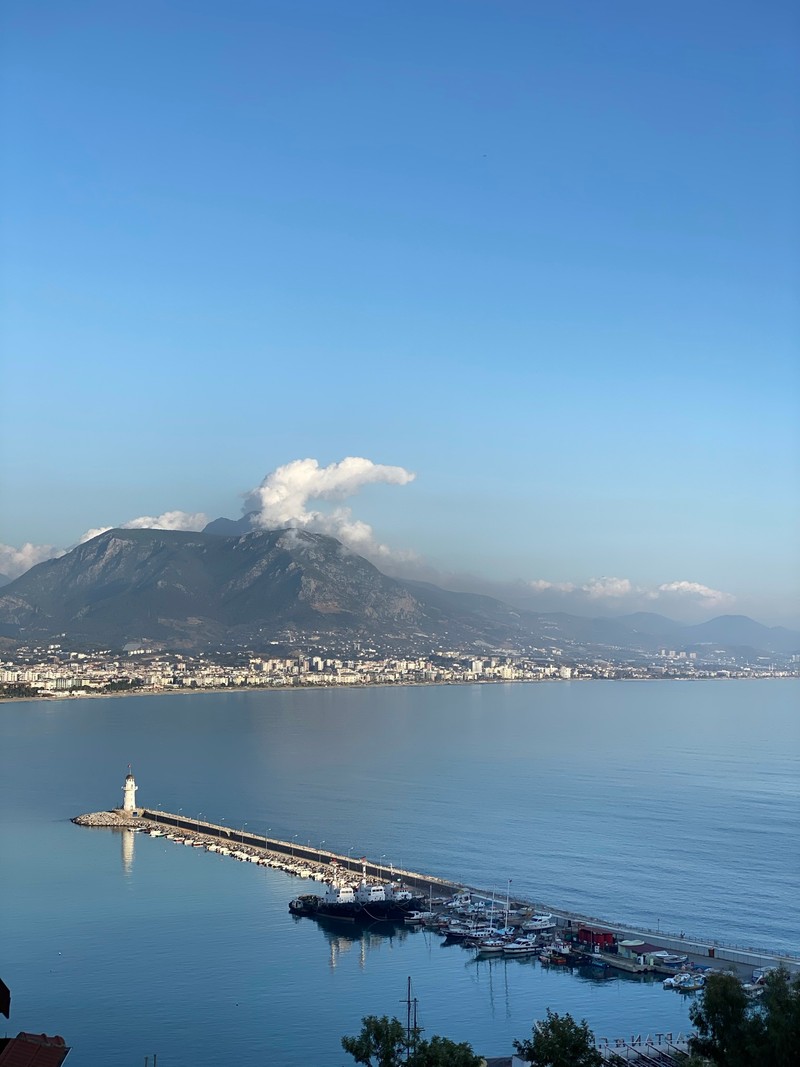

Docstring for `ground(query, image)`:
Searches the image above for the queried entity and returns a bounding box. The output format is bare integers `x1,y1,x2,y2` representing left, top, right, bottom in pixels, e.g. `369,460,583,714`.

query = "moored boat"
289,861,424,923
503,936,539,956
521,913,556,933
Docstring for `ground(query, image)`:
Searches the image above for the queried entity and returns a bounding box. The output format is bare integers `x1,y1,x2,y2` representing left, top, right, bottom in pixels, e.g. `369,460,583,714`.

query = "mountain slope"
0,528,534,650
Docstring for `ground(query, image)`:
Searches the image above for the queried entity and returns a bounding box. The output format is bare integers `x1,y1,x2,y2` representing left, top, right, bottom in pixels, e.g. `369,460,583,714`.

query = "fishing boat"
474,938,508,954
651,950,689,966
663,972,705,991
289,861,424,923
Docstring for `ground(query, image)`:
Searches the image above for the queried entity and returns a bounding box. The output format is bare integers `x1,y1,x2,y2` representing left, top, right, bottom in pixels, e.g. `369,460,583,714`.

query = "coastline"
1,672,791,705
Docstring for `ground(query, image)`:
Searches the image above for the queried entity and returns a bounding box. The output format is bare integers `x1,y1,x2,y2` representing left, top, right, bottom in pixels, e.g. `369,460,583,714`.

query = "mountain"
681,615,800,655
0,527,796,658
202,514,255,537
0,527,544,651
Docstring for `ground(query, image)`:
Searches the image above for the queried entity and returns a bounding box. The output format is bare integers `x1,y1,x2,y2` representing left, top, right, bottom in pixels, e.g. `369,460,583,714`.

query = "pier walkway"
78,807,799,976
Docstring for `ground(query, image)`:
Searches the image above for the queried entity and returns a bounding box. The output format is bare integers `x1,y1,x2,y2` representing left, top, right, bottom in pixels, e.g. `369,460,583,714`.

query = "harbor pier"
73,802,799,977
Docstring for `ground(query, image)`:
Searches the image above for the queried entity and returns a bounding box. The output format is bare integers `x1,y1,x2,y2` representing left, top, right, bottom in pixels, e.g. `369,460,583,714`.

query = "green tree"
342,1016,482,1067
758,967,800,1067
689,971,753,1066
689,967,800,1067
513,1008,603,1067
409,1034,483,1067
341,1016,413,1067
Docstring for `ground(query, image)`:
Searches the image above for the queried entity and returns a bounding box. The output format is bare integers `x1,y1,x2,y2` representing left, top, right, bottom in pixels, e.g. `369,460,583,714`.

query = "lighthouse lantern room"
122,767,138,813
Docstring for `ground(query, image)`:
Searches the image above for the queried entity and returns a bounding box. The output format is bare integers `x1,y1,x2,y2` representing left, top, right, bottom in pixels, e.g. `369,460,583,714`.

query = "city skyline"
2,2,798,626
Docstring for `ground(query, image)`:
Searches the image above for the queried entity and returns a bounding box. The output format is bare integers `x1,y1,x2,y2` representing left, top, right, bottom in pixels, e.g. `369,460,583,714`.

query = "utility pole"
402,976,421,1061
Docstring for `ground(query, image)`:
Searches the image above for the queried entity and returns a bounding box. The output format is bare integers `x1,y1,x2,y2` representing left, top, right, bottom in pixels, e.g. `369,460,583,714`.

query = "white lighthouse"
122,767,138,813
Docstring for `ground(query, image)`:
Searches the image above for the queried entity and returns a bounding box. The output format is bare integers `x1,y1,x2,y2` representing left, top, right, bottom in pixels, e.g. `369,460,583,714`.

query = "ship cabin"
324,883,355,905
355,882,386,903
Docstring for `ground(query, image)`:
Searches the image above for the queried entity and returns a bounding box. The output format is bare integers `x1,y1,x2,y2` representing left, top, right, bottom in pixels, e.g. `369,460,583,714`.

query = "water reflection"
296,916,420,970
117,828,135,876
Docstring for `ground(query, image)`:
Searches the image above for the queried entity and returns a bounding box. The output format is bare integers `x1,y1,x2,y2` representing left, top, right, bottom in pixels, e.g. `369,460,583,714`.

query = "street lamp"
291,833,298,858
319,839,326,864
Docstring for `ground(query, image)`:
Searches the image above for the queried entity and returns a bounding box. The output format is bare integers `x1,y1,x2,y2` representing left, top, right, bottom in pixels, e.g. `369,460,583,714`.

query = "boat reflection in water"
309,915,420,971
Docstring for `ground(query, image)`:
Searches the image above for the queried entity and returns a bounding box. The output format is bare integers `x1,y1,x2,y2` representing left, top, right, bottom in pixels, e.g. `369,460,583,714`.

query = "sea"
1,678,797,1066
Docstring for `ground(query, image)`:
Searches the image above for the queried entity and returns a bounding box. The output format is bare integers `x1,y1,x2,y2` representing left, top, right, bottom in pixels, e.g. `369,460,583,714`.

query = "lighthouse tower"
122,767,138,813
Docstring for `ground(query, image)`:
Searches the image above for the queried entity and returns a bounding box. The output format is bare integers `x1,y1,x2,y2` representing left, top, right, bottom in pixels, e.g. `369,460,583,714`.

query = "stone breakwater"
73,810,149,828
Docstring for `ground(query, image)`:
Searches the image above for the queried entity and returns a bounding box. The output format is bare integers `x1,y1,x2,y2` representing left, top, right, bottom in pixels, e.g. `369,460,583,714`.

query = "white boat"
664,971,704,991
503,937,539,956
522,913,556,932
476,938,507,953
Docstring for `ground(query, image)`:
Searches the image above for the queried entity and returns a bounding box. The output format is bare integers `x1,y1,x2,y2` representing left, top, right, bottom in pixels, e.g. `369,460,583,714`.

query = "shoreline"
1,672,792,705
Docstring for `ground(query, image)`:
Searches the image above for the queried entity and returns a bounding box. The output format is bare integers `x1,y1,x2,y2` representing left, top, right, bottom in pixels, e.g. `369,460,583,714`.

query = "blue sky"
1,1,798,624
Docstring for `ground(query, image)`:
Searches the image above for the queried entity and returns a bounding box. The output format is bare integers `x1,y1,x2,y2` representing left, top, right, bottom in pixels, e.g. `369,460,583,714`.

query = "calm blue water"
1,679,797,1065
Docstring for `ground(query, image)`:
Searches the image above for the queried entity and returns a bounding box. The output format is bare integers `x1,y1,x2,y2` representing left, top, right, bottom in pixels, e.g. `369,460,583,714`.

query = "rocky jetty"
72,810,145,827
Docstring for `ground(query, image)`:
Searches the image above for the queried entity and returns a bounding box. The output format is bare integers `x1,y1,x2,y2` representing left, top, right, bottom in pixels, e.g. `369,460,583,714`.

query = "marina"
74,796,800,980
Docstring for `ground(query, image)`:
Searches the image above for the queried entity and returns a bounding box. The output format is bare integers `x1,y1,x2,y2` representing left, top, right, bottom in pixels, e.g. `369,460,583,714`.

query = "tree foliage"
409,1033,483,1067
341,1015,409,1067
341,1016,482,1067
513,1008,603,1067
689,967,800,1067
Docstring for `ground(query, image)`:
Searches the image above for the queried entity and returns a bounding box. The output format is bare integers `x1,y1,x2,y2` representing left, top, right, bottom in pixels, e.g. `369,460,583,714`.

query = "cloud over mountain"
79,510,210,544
0,541,64,580
243,456,416,563
0,457,740,624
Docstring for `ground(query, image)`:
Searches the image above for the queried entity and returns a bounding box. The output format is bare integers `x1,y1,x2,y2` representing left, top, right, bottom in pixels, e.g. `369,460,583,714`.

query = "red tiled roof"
0,1032,70,1067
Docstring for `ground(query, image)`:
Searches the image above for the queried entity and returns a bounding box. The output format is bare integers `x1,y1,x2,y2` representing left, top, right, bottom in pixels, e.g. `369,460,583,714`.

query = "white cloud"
657,580,735,608
582,577,635,599
525,574,735,614
528,579,576,593
0,511,210,581
245,456,416,563
0,542,64,580
79,510,209,544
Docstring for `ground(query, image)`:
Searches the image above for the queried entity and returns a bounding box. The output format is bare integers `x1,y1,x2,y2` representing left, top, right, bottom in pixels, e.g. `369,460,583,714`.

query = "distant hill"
613,612,687,639
681,615,800,655
0,527,796,657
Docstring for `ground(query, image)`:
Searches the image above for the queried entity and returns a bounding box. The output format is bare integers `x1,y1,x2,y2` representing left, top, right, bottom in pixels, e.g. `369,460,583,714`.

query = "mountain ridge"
0,527,796,657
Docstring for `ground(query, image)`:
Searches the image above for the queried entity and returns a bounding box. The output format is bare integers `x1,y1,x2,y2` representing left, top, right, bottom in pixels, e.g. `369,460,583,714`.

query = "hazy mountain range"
0,524,797,659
